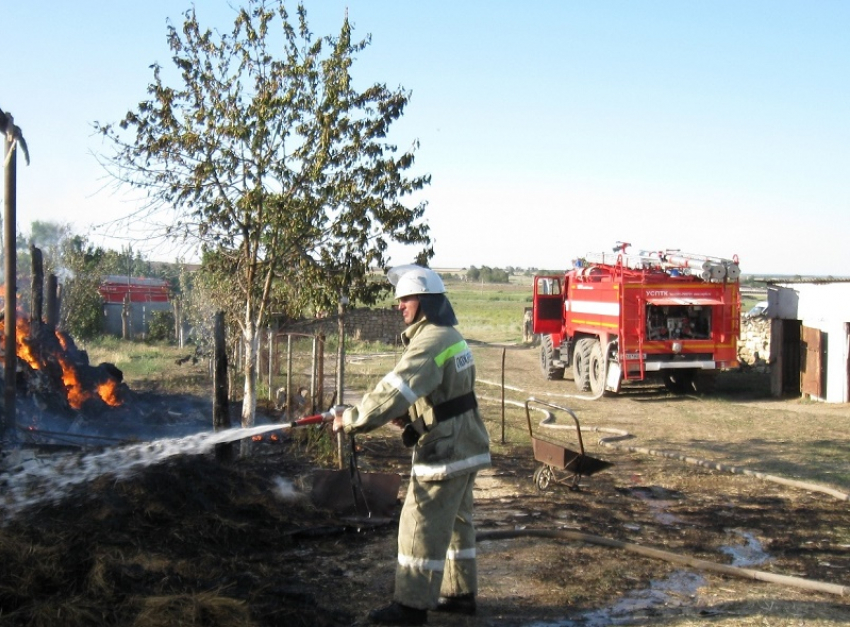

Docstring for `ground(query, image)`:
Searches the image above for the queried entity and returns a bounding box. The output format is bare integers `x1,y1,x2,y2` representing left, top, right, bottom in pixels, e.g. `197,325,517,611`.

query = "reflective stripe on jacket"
342,318,491,480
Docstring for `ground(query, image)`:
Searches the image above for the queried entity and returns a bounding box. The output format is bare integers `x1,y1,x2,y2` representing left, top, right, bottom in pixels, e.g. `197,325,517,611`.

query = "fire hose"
475,528,850,597
476,387,850,502
472,392,850,598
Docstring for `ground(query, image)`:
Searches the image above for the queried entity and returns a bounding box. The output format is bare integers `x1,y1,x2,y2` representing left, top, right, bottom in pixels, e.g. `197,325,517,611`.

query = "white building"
768,282,850,403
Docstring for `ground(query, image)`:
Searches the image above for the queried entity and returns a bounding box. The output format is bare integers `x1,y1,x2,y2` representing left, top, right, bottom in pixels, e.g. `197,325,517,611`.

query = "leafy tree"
28,220,72,278
466,266,509,284
480,266,509,284
147,309,176,343
59,236,106,339
94,1,432,435
12,221,86,327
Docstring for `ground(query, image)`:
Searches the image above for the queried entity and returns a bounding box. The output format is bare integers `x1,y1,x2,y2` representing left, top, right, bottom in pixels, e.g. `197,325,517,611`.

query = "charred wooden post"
45,274,59,330
30,245,43,336
213,311,233,462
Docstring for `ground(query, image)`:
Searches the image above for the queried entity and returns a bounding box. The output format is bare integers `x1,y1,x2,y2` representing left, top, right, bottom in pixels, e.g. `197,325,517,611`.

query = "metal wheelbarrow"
287,412,402,523
525,398,613,491
310,432,401,523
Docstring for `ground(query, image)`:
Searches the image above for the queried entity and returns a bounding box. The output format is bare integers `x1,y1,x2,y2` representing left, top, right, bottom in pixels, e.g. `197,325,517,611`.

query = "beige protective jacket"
341,318,491,481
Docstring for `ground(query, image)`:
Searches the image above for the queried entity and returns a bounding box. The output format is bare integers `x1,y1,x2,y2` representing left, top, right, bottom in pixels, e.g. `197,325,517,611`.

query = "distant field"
443,277,531,344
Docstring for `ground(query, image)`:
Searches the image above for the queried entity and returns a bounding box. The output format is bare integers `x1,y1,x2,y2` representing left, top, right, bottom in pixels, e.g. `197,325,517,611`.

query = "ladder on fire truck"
584,248,740,283
610,254,646,383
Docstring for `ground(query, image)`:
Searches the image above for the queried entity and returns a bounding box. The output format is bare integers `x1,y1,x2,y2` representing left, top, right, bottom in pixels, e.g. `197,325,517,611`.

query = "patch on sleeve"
435,340,475,373
453,346,474,373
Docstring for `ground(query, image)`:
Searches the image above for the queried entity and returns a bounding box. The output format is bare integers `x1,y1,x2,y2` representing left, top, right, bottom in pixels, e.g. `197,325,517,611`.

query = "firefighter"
333,265,491,626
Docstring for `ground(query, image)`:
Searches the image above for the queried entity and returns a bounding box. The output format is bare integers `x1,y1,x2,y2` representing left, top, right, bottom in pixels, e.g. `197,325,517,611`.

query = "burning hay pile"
2,313,127,424
1,309,219,448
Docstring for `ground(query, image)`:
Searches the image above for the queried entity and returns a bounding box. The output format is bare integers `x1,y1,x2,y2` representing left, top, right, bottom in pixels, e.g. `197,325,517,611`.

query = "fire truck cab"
532,246,741,395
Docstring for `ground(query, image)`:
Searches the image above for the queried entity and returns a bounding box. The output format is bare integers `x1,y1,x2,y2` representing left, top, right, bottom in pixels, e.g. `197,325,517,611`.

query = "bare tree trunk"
121,293,131,339
213,311,233,462
173,298,183,347
239,316,260,456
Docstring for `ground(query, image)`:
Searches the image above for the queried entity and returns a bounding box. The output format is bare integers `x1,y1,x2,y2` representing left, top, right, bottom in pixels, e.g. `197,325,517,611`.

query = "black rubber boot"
367,602,427,625
435,593,476,615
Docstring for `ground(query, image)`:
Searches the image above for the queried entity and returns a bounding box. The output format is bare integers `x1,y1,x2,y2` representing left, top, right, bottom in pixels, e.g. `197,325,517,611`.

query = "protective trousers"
393,472,478,610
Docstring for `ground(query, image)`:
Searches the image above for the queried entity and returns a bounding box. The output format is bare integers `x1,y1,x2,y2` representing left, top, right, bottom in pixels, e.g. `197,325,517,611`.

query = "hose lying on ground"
593,427,850,502
475,388,850,597
478,384,850,502
476,528,850,597
539,416,850,502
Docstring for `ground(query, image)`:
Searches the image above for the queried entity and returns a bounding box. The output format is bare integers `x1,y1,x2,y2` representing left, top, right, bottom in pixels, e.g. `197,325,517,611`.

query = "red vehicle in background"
532,243,741,395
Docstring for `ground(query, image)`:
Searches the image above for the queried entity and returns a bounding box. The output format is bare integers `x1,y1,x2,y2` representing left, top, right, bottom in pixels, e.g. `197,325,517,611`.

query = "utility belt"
402,391,478,447
433,390,478,422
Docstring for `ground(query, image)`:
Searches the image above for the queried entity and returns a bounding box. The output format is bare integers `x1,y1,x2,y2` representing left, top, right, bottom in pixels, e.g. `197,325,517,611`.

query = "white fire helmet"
388,265,446,299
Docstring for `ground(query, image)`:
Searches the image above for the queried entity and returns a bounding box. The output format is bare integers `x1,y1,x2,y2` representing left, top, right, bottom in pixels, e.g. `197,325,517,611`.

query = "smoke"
271,476,303,502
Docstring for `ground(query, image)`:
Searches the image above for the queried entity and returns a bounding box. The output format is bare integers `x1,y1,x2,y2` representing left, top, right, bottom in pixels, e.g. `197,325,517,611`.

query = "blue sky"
3,1,848,276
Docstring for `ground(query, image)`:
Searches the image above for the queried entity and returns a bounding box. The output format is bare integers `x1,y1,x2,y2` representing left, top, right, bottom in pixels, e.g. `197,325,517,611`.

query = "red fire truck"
532,244,741,395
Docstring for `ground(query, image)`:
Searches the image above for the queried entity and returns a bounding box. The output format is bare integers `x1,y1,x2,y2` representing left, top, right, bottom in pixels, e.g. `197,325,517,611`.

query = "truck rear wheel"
588,340,607,396
540,335,565,380
572,338,592,392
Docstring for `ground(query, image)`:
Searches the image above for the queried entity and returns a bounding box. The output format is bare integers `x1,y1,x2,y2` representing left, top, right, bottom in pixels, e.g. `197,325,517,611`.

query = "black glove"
402,424,421,448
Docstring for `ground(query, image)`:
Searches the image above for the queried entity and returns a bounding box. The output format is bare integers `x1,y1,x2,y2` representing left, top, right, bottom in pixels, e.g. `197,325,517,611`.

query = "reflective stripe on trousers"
393,472,478,610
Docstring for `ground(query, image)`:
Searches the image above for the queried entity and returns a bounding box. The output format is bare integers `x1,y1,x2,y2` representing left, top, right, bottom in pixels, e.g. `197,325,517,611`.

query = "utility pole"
1,106,30,447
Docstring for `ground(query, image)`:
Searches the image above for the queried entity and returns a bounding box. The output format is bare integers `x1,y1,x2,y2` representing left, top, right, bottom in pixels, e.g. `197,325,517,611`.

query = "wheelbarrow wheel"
534,465,554,491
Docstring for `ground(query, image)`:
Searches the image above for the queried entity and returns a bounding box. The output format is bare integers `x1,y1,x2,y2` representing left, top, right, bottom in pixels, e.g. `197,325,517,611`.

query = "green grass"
444,280,531,344
82,337,209,394
81,337,176,378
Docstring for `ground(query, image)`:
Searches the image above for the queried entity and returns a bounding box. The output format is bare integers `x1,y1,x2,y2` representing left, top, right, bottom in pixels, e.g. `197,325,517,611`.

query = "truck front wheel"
572,338,592,392
540,335,565,380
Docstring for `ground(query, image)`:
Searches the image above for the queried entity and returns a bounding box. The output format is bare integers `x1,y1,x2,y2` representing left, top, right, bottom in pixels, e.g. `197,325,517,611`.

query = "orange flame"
58,355,90,410
97,379,122,407
16,318,41,370
0,302,123,409
252,432,281,443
